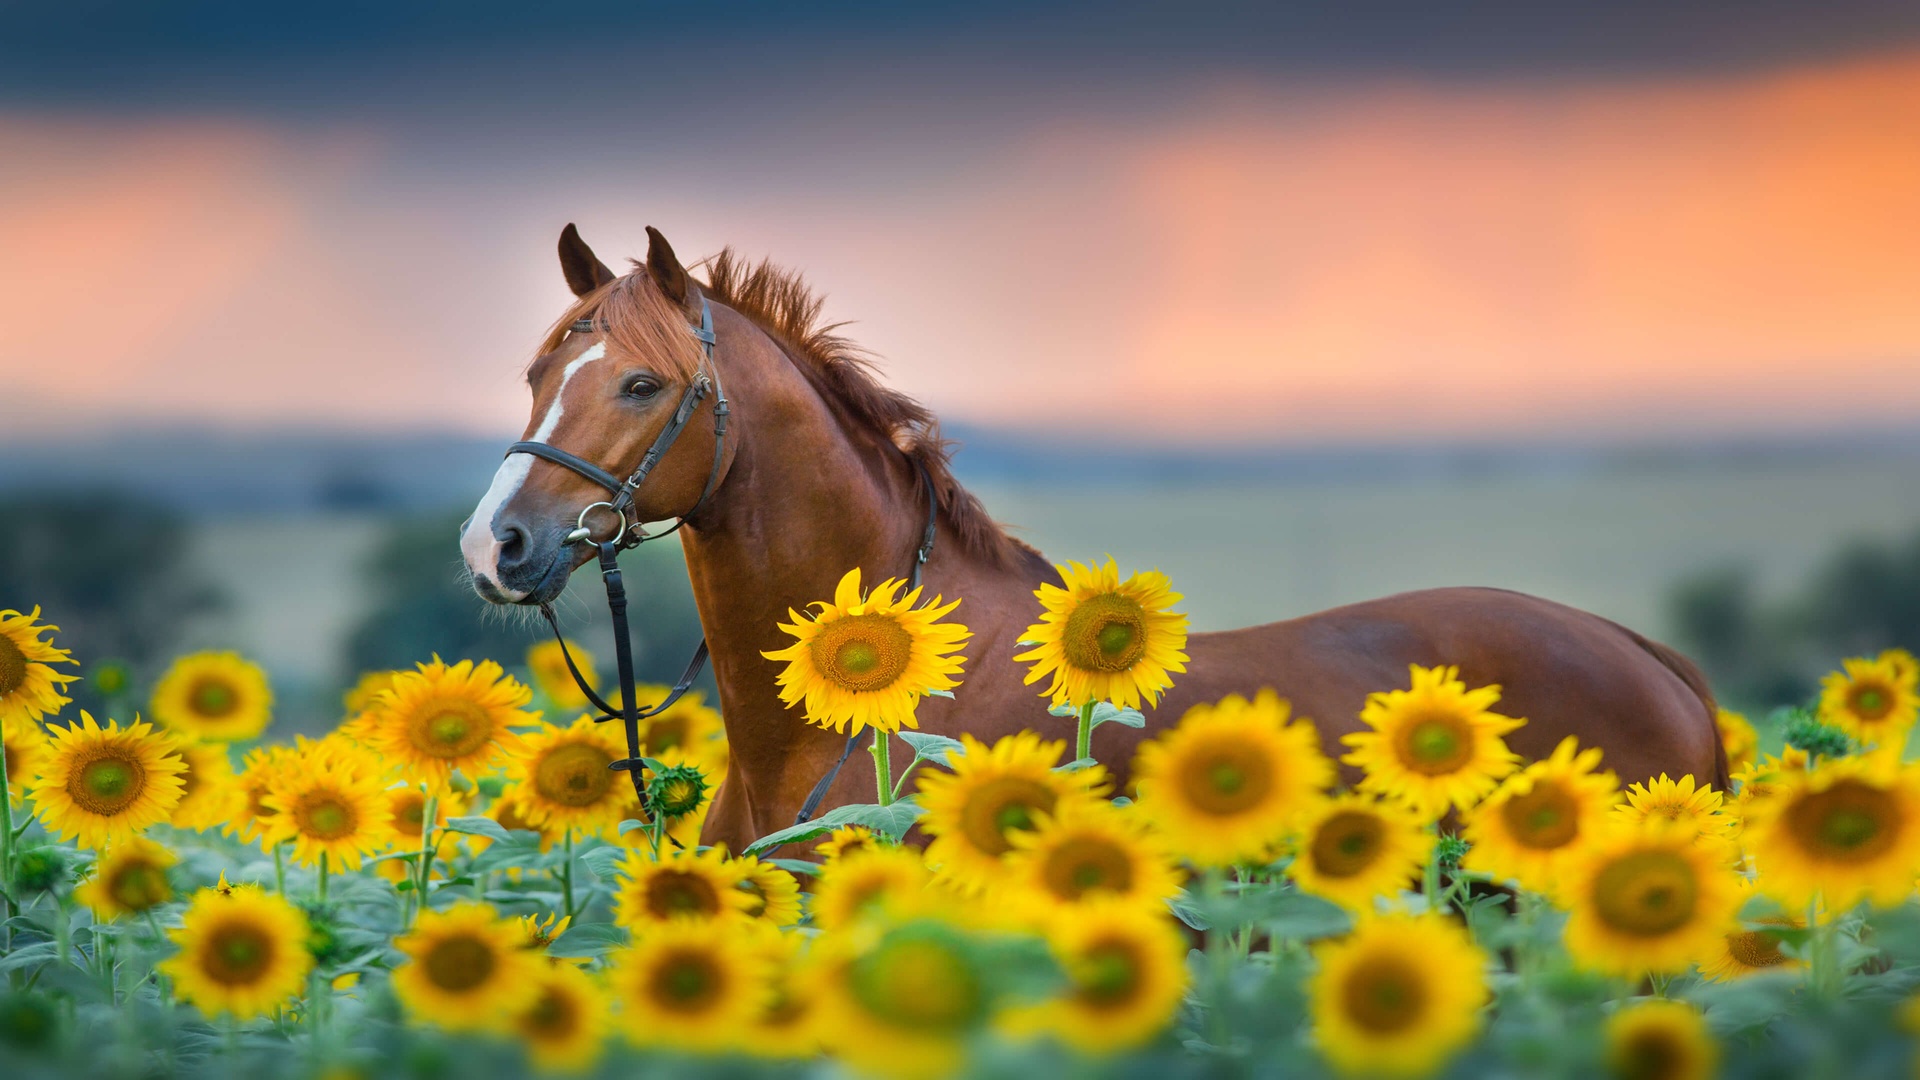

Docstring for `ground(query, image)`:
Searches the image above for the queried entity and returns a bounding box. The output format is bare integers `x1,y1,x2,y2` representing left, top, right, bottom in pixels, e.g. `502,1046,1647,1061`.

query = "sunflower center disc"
535,743,615,807
1618,1030,1688,1079
960,778,1057,855
1061,593,1148,673
414,700,492,759
206,926,273,984
1046,837,1135,900
301,797,356,840
187,676,240,719
395,796,426,834
1179,743,1275,816
852,938,984,1032
1726,928,1787,968
1591,851,1698,937
652,951,721,1009
1075,941,1144,1008
75,756,145,814
643,715,688,754
526,987,576,1037
1342,956,1428,1034
812,614,915,693
1850,685,1892,721
647,871,720,918
1500,782,1581,850
1786,780,1901,863
1311,812,1385,878
0,633,26,698
425,936,497,992
110,863,168,911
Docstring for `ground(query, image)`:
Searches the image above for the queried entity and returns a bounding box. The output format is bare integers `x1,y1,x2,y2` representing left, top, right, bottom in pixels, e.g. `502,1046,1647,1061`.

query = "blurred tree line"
1668,524,1920,711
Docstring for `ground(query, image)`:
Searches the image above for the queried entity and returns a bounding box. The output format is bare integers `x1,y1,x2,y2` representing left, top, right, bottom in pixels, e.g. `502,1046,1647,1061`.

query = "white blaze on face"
461,343,606,596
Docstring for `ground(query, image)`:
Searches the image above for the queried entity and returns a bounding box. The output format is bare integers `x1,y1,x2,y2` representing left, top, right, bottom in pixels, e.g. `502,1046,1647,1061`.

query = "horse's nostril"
497,522,528,564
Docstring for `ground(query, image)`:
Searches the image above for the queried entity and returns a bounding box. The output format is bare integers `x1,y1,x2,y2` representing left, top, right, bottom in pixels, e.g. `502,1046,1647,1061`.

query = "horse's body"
461,226,1724,851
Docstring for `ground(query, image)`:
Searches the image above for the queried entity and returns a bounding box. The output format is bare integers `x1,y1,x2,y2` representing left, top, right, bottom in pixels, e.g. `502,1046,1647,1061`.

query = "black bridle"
502,294,937,834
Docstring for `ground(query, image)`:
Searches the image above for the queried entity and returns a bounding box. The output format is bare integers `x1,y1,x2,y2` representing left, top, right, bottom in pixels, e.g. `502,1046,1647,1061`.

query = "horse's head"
461,224,732,605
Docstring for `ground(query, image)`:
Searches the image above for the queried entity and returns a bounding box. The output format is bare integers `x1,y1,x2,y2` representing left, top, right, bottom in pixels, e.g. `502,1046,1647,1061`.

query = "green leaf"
617,819,652,837
1168,894,1211,932
768,858,821,877
548,921,630,959
1193,882,1350,942
443,816,513,844
744,798,927,856
1055,757,1100,773
1047,703,1079,718
578,846,628,881
897,731,966,768
924,688,956,699
1088,702,1146,729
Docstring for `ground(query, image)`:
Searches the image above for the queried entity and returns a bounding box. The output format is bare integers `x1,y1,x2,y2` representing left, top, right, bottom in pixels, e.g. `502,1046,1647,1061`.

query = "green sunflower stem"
1809,893,1838,999
1203,866,1232,1049
317,852,329,905
272,843,286,896
0,734,15,981
1422,825,1443,913
872,730,894,807
1076,701,1095,764
561,829,576,920
414,792,438,923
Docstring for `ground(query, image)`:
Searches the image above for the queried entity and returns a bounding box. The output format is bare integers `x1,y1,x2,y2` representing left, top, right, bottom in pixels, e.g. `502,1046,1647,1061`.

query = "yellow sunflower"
336,669,401,743
392,902,544,1030
612,846,755,928
503,714,628,834
1742,755,1920,910
1561,822,1741,977
608,918,771,1052
762,567,971,736
817,824,880,863
30,712,185,849
1732,747,1810,818
1462,736,1620,895
1607,999,1718,1080
1286,792,1434,910
1310,911,1490,1078
734,854,805,927
149,651,273,742
1611,773,1735,841
1882,646,1920,686
526,638,597,712
383,783,464,848
511,961,610,1073
1819,654,1920,745
632,686,729,779
260,748,392,871
815,920,993,1080
1698,878,1805,982
1132,689,1335,867
808,845,936,931
225,744,294,845
1716,709,1759,774
745,929,824,1059
1013,558,1190,711
161,886,313,1019
1341,664,1524,820
75,836,175,920
916,730,1110,894
2,713,50,804
486,787,562,852
1003,798,1184,910
362,657,534,787
1001,900,1190,1054
0,607,78,726
166,739,243,832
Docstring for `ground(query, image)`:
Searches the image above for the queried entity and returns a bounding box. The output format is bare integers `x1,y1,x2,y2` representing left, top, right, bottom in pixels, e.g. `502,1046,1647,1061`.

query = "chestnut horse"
460,224,1725,850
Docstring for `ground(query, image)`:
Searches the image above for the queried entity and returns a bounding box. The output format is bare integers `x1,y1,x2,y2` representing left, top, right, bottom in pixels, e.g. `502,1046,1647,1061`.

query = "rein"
502,295,939,839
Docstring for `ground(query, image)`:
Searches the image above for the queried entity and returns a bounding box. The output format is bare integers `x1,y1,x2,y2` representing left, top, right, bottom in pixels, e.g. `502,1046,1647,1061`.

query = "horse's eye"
625,377,661,400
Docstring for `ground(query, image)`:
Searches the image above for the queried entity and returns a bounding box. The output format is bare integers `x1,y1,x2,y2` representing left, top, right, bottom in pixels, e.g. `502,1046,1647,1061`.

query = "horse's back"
1154,586,1725,789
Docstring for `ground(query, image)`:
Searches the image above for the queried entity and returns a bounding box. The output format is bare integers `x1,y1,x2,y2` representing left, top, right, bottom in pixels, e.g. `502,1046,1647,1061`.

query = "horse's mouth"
471,548,578,607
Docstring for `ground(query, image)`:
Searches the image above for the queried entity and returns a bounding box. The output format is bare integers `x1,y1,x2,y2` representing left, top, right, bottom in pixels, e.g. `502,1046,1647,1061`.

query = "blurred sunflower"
0,607,78,726
30,712,185,849
225,744,295,846
1818,654,1919,746
260,748,392,871
1882,647,1920,686
1462,736,1619,895
1132,689,1333,867
734,855,804,927
613,846,755,928
75,836,174,920
516,912,589,967
1743,755,1920,910
817,824,880,862
633,687,727,771
917,730,1109,894
526,638,597,712
336,669,401,743
1013,558,1189,712
166,740,242,832
504,715,626,834
745,929,824,1059
1732,747,1810,817
1698,879,1805,982
1607,1000,1717,1080
815,920,992,1080
2,714,49,805
1002,901,1189,1054
762,567,971,736
609,918,771,1051
384,784,463,848
808,845,935,931
1611,773,1735,840
392,902,543,1030
510,961,609,1073
1003,798,1183,910
1286,792,1433,910
149,651,273,742
486,788,561,853
1341,664,1524,820
161,886,313,1019
1310,911,1489,1078
1716,709,1759,774
363,657,534,787
1561,823,1740,977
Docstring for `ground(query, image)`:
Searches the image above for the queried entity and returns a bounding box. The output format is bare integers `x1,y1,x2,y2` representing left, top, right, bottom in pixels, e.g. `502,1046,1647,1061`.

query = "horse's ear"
644,226,692,306
558,223,616,297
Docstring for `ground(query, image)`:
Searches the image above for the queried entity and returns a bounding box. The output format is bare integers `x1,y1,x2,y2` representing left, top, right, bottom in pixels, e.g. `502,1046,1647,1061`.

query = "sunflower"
336,669,401,743
1742,755,1920,910
1310,911,1490,1078
734,854,805,927
762,568,970,736
1819,654,1920,746
808,845,936,931
149,651,273,742
1883,647,1920,686
1732,747,1810,817
634,685,725,756
1132,689,1334,867
511,961,609,1073
1607,1000,1718,1080
30,712,185,849
260,748,392,871
486,788,562,853
916,731,1110,894
383,783,464,848
1698,878,1805,982
1716,709,1759,774
1462,736,1619,895
392,902,544,1029
1561,822,1741,977
165,739,243,832
1002,900,1190,1054
815,919,993,1080
503,714,627,834
608,918,771,1052
527,638,597,712
1341,664,1524,820
612,846,755,928
817,824,880,863
75,836,175,920
362,657,534,787
1013,559,1190,712
226,744,295,845
745,929,824,1058
1611,773,1735,841
161,886,313,1019
2,713,49,804
0,607,78,726
517,912,589,968
1286,793,1434,910
1003,798,1183,910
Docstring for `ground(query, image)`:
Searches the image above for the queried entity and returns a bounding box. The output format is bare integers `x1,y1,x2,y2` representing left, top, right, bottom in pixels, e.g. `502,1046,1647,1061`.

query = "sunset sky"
4,2,1919,446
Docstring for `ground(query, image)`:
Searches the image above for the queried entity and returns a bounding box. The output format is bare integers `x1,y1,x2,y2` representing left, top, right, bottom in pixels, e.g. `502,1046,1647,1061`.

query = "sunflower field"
6,558,1920,1080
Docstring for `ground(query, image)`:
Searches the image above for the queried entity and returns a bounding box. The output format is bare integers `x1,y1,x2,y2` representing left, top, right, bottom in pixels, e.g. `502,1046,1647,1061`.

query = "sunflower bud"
12,846,66,893
647,763,709,820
